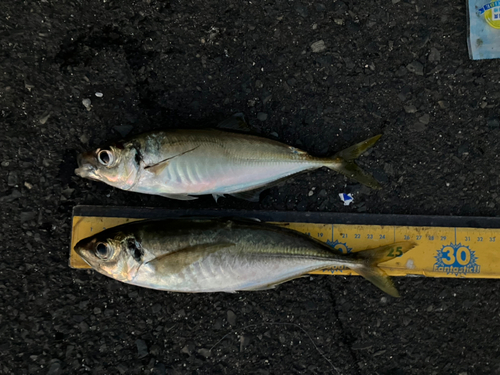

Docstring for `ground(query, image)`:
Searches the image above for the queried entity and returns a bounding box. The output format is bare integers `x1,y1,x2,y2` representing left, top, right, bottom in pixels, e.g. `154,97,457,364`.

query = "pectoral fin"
145,159,170,175
145,146,200,176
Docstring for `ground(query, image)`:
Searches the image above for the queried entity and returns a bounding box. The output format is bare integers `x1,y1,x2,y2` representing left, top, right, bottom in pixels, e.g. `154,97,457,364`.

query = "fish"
75,114,382,201
74,218,416,297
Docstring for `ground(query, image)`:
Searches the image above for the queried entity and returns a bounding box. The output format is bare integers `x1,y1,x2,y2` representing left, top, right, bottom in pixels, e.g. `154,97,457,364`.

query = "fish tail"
323,134,382,189
348,241,416,297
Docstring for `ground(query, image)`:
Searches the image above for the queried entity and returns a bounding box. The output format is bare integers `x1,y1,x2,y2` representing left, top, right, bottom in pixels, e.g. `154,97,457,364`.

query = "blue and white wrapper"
468,0,500,59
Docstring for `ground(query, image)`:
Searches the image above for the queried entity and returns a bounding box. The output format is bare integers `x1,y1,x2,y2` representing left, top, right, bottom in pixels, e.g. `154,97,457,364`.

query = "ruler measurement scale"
70,214,500,279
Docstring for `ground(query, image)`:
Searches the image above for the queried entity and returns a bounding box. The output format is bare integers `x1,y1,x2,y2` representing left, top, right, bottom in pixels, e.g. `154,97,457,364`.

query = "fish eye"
97,149,114,166
95,242,111,259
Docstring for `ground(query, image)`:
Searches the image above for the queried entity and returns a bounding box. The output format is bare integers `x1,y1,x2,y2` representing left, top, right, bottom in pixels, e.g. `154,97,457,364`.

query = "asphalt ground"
1,0,500,374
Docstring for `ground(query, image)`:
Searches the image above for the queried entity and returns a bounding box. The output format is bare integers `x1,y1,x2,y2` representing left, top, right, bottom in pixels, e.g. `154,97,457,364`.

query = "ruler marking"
71,216,492,279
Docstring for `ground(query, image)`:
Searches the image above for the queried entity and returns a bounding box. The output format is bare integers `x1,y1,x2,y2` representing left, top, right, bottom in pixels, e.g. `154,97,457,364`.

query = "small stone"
8,172,18,186
62,188,74,198
438,100,449,109
1,161,9,167
152,304,161,314
46,361,62,375
428,47,441,63
24,182,33,189
310,40,326,53
295,3,309,17
135,339,148,358
95,92,103,97
419,113,430,124
20,211,36,223
404,105,417,114
315,3,326,11
395,66,407,77
257,112,268,121
82,98,92,111
198,348,211,358
383,163,394,176
151,363,166,375
181,343,194,356
334,18,344,25
308,190,314,196
79,134,89,144
406,60,424,75
343,57,355,69
227,310,237,326
487,118,500,128
240,335,252,352
213,318,222,330
0,189,21,202
39,113,51,125
411,122,427,132
116,364,128,375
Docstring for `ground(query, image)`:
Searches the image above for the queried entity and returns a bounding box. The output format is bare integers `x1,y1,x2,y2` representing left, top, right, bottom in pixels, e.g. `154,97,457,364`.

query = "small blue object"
339,193,354,206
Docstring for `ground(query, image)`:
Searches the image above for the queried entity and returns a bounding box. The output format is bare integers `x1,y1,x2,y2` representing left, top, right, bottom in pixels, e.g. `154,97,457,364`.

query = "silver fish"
75,115,382,201
74,218,415,297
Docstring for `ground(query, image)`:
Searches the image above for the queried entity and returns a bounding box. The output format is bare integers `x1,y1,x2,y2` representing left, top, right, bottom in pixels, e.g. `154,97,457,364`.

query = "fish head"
75,142,140,190
74,230,145,282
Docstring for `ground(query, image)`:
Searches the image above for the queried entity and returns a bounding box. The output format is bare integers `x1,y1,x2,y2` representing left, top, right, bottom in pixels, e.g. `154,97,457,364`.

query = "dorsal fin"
216,113,253,132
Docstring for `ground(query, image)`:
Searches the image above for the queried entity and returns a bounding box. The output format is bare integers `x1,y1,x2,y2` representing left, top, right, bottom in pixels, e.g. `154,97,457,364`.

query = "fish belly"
149,146,317,195
132,251,340,292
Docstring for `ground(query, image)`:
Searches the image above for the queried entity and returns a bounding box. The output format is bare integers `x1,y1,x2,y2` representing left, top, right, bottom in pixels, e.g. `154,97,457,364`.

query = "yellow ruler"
70,206,500,278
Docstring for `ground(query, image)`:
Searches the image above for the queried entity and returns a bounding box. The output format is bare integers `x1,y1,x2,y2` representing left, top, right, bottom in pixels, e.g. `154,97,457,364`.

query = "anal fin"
242,274,308,291
230,188,266,202
212,193,225,202
229,175,298,202
159,193,198,201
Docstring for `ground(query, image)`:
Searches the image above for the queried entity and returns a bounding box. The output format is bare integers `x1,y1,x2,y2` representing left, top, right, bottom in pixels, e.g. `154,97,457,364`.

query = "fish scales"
75,115,382,201
75,218,416,296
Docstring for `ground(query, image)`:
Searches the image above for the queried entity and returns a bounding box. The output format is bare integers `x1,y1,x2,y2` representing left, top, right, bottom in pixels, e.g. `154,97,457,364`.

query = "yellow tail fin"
350,241,417,297
324,134,382,189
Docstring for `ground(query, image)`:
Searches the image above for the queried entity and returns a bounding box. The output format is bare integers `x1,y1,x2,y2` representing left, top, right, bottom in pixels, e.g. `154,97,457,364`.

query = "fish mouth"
75,165,96,178
74,239,94,266
74,245,89,264
75,154,99,180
